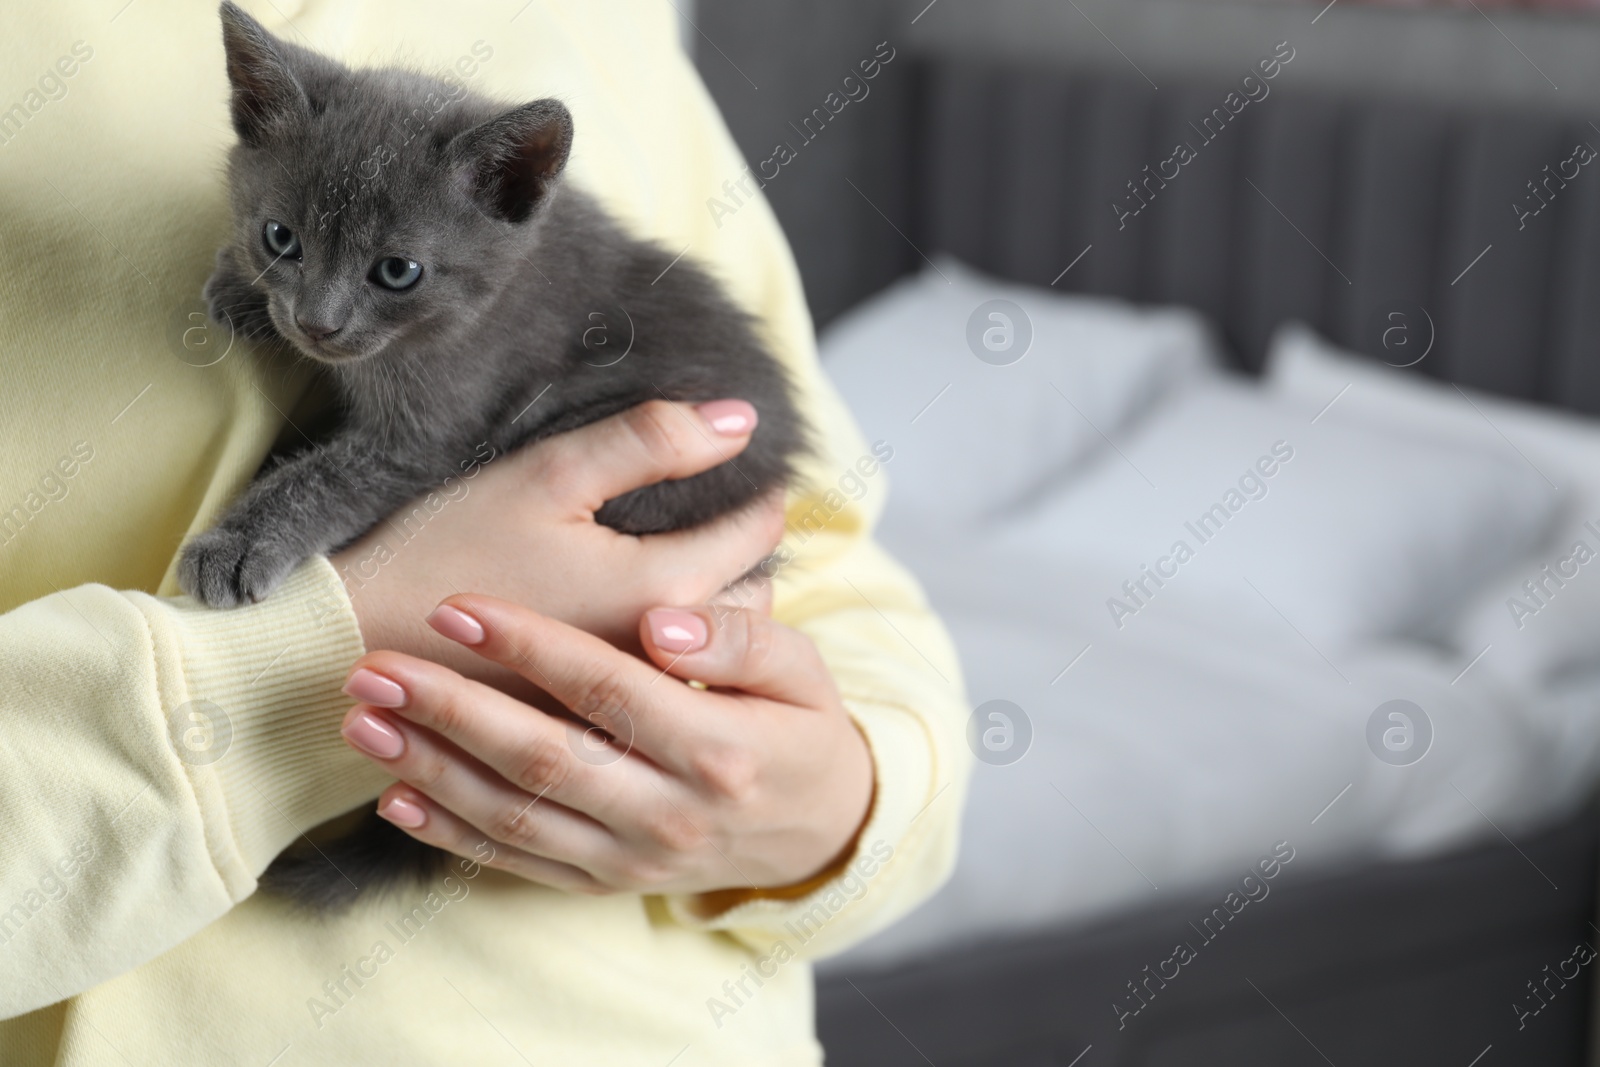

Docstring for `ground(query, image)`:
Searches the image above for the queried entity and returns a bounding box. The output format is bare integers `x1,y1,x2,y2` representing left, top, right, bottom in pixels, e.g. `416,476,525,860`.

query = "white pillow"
1452,547,1600,686
1265,322,1600,505
819,256,1219,528
993,375,1561,652
1266,322,1600,682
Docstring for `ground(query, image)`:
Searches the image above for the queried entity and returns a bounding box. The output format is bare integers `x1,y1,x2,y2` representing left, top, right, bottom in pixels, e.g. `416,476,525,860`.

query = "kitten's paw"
202,249,277,342
179,528,301,608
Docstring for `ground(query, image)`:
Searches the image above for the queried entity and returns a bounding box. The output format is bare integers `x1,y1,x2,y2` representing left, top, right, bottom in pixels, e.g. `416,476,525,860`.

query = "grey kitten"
185,4,804,910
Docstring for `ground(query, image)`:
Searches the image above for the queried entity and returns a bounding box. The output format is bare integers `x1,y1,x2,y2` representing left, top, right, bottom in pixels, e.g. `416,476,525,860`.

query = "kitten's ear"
449,100,573,224
218,2,309,146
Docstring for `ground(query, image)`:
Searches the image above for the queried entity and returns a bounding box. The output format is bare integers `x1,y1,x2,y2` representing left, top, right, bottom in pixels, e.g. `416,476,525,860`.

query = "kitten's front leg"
202,246,280,343
180,438,417,608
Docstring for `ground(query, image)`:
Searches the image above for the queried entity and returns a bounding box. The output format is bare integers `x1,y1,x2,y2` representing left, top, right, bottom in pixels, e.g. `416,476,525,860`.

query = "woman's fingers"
423,596,709,775
343,651,653,825
342,702,619,867
639,605,836,707
532,398,758,515
373,784,610,895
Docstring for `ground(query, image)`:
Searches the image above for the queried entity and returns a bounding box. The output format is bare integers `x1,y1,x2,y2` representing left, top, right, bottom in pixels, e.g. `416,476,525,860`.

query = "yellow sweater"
0,2,969,1063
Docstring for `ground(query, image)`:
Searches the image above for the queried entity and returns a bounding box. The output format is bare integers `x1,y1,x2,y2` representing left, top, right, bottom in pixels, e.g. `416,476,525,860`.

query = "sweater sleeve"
0,557,385,1020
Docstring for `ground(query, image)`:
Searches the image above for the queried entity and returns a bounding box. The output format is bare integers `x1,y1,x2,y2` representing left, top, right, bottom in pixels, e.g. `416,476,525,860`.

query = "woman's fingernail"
695,399,758,436
343,667,406,708
646,608,708,653
427,604,486,645
378,794,427,829
342,710,405,759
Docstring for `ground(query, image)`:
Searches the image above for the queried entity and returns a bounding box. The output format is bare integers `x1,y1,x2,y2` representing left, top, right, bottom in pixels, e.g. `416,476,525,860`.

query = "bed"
813,260,1600,1065
693,7,1600,1064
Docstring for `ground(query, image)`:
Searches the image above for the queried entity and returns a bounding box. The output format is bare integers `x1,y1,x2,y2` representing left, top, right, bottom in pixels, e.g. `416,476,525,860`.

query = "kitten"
184,4,805,910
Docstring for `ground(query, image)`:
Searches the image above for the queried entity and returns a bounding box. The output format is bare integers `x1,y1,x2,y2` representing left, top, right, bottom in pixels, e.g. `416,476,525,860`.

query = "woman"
0,1,967,1064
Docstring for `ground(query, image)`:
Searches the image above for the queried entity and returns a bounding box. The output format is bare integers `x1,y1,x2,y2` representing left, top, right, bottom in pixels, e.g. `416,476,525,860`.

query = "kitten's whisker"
396,359,432,416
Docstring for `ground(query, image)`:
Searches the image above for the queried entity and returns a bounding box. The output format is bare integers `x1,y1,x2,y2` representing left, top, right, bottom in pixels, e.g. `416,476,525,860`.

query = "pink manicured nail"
696,399,757,436
427,604,486,645
646,608,708,653
342,710,405,759
378,794,426,828
343,667,406,708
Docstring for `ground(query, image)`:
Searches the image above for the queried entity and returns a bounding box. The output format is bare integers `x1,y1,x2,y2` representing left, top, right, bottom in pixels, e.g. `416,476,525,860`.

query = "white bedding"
819,271,1600,972
988,374,1559,651
821,257,1217,530
1268,323,1600,687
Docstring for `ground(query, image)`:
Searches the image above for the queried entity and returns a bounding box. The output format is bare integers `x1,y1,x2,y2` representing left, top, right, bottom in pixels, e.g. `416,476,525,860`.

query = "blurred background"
680,1,1600,1064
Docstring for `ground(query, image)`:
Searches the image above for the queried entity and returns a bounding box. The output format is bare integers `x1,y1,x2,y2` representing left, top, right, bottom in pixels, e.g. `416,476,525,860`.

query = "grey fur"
186,3,805,909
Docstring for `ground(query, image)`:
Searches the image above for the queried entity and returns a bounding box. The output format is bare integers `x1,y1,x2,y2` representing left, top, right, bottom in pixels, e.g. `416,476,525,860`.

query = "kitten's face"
228,125,511,364
216,3,571,366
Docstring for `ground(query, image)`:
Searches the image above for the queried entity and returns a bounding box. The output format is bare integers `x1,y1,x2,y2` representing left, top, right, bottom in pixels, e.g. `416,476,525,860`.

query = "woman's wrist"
722,722,877,905
798,717,876,885
329,537,396,653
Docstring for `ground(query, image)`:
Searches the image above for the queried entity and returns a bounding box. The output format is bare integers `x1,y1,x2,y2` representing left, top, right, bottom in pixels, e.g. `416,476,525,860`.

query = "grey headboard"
695,8,1600,415
913,61,1600,411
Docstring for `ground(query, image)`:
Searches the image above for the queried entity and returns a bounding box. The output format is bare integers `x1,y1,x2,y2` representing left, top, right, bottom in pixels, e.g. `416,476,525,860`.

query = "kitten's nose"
295,316,341,342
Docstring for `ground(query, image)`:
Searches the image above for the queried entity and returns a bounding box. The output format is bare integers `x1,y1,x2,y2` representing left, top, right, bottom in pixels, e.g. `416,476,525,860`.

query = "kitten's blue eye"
371,257,423,291
262,220,301,259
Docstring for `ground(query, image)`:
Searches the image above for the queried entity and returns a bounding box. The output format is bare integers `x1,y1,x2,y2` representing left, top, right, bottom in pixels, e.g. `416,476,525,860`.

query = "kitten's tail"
259,808,446,913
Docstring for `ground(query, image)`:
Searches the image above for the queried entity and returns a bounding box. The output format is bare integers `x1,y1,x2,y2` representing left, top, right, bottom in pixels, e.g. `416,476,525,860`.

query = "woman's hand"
330,399,784,697
336,593,876,894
